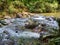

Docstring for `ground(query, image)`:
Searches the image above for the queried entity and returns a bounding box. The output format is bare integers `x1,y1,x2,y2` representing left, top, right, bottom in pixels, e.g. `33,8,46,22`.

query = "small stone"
4,16,11,19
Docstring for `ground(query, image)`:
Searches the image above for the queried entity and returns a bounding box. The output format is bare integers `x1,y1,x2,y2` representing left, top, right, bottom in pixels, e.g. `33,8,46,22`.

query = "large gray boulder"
0,15,59,39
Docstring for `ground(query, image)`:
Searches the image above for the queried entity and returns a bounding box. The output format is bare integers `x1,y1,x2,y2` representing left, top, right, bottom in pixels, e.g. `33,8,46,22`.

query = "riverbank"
0,12,60,20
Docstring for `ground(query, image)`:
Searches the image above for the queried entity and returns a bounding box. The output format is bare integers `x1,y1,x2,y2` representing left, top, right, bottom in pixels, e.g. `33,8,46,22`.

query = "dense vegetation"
0,0,60,14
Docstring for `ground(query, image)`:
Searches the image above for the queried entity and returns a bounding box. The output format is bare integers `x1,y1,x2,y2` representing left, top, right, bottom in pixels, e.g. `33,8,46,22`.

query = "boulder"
0,15,59,39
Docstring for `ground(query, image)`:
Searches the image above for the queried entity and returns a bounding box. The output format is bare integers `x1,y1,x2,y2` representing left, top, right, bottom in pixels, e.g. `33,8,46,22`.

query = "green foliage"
49,37,60,45
13,1,25,9
18,38,40,45
0,0,59,13
27,0,58,13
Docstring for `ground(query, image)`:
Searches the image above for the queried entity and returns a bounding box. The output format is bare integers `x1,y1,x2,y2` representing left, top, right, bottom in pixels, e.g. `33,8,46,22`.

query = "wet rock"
0,27,40,38
0,20,8,25
2,39,14,45
30,15,59,38
0,32,15,45
0,23,3,27
0,15,59,40
4,19,12,24
31,15,59,30
3,18,15,25
25,19,39,29
12,18,29,26
3,30,9,34
25,23,38,29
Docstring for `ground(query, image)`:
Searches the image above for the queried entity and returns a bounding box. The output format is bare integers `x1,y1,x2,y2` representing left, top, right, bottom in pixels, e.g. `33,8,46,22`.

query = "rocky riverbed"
0,15,59,45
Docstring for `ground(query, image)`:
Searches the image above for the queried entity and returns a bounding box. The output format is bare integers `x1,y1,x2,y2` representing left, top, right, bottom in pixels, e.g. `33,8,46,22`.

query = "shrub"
49,37,60,45
25,0,58,13
0,0,59,13
18,38,40,45
13,1,25,9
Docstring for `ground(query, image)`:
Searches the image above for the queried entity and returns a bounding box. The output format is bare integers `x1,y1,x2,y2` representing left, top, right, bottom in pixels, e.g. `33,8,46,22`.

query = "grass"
30,12,60,18
41,12,60,18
